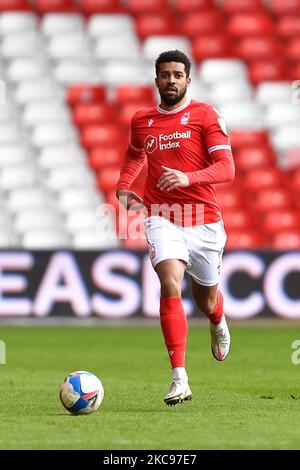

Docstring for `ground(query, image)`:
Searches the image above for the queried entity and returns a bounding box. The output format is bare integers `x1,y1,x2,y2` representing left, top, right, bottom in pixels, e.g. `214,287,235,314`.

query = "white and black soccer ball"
59,371,104,415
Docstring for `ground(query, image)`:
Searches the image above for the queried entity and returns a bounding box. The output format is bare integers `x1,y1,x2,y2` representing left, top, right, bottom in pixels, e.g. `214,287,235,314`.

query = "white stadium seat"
255,82,293,106
54,60,100,84
94,36,140,60
41,13,85,36
0,105,17,122
209,80,253,106
22,229,70,249
31,123,78,147
7,188,54,212
0,144,32,166
100,59,153,85
22,101,72,126
0,123,22,144
218,102,265,129
38,144,86,169
14,210,63,232
72,230,119,249
272,125,300,152
7,58,49,82
143,36,191,60
66,209,97,233
0,165,38,191
0,13,38,35
0,32,44,58
0,231,18,247
58,188,103,212
87,14,135,38
264,103,300,129
199,59,248,84
15,78,65,104
47,32,91,59
46,165,96,191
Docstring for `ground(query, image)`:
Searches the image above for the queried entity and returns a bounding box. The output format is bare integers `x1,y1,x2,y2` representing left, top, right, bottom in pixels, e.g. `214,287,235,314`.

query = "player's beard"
160,86,188,106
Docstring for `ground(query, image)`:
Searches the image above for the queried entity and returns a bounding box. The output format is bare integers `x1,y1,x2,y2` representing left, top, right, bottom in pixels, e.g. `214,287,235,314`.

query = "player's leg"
191,279,230,361
155,259,192,405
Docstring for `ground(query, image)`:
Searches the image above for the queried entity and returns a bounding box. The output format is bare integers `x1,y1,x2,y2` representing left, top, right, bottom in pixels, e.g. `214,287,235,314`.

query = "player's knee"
198,297,217,315
160,276,182,297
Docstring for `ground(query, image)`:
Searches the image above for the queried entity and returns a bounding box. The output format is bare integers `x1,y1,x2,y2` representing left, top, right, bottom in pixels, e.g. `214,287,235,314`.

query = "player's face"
155,62,191,106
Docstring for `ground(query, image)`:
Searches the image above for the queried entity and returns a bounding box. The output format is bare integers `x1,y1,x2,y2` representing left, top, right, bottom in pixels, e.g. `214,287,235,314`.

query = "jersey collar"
156,97,192,115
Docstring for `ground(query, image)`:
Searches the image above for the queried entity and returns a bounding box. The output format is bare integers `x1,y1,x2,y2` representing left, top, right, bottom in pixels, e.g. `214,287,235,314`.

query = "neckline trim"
157,98,192,115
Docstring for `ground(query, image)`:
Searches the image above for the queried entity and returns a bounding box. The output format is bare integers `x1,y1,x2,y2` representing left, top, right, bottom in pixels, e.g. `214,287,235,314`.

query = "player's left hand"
157,165,189,192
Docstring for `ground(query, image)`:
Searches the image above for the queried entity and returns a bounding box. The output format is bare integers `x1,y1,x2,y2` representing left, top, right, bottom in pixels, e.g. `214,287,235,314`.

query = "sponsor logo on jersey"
180,112,190,125
148,119,154,127
159,130,191,150
144,135,158,153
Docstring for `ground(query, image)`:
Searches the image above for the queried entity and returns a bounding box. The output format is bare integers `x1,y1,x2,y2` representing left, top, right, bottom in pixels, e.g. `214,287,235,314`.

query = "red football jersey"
120,98,233,226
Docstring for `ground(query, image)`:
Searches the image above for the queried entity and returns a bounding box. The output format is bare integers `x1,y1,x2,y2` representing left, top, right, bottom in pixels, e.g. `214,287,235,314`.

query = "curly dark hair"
155,50,191,77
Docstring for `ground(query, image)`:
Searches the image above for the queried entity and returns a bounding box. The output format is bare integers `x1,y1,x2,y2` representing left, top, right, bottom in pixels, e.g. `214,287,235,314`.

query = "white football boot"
164,378,192,406
210,314,230,361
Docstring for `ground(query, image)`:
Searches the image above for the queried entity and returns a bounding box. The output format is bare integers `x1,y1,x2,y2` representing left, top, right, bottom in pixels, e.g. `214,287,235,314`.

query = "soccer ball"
59,371,104,415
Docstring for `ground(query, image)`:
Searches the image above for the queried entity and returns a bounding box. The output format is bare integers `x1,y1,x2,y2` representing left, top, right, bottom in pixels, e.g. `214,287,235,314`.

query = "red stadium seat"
0,0,30,10
227,13,274,37
271,231,300,249
235,36,282,61
115,85,155,106
269,0,300,16
249,188,293,211
285,150,300,170
248,60,287,84
126,0,169,15
216,190,243,210
222,209,253,230
262,209,300,234
291,168,300,190
225,230,266,249
174,0,214,14
222,0,264,14
81,124,123,148
178,11,223,38
73,103,115,126
97,166,121,192
88,145,124,171
67,85,106,106
288,61,300,81
243,168,283,191
230,130,269,148
119,102,154,128
136,14,175,38
276,16,300,38
80,0,122,14
193,34,232,61
235,146,276,171
285,38,300,61
34,0,78,12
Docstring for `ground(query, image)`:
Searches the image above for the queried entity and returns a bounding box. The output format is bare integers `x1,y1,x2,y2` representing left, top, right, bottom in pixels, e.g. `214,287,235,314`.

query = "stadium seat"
262,209,300,234
227,13,274,37
222,0,264,14
94,35,140,60
248,187,293,212
173,0,214,14
199,59,247,84
41,13,84,35
143,36,191,60
209,80,253,106
80,0,122,14
34,0,78,13
243,168,283,191
269,0,300,16
0,144,31,166
66,209,97,232
135,14,175,39
58,188,103,212
230,130,269,148
7,58,49,82
235,146,276,171
291,168,300,191
99,59,154,86
67,85,106,106
15,78,64,104
38,143,86,169
23,101,72,126
255,81,292,106
216,191,243,210
72,229,119,249
0,12,37,34
264,103,300,129
0,31,43,58
193,34,232,61
218,102,264,129
32,123,78,147
73,102,115,126
235,36,282,62
87,13,135,38
81,124,123,149
14,210,62,232
46,165,95,191
222,209,253,230
0,231,18,247
276,15,300,38
22,229,70,248
0,165,37,190
272,124,300,152
54,60,100,84
0,123,21,144
225,230,266,249
285,149,300,170
272,231,300,249
7,188,53,212
177,10,222,38
88,145,124,171
115,85,154,106
0,0,30,11
285,38,300,61
97,166,121,192
248,60,287,84
47,32,91,59
126,0,169,15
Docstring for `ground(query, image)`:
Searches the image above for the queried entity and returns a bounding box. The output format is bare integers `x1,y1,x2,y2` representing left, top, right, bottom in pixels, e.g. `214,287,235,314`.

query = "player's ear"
186,76,191,87
155,77,159,88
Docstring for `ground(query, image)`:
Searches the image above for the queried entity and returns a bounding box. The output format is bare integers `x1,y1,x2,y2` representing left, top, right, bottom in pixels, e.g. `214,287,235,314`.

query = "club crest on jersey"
144,135,158,154
180,112,190,125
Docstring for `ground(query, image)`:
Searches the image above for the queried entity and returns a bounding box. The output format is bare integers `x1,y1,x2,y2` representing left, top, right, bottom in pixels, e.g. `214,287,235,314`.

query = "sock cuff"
160,296,182,311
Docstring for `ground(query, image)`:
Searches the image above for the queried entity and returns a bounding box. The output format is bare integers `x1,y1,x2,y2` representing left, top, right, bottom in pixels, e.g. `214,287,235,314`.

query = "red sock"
207,291,223,325
160,296,187,368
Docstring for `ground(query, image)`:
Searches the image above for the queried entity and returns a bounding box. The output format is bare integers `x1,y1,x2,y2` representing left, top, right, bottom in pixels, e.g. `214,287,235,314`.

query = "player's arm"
186,106,235,186
116,113,146,209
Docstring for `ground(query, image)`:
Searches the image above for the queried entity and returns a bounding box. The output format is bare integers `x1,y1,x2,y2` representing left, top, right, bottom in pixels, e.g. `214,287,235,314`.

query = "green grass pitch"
0,323,300,450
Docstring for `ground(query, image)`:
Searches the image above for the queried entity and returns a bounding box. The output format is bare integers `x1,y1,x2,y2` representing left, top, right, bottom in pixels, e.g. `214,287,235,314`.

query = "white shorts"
144,216,227,287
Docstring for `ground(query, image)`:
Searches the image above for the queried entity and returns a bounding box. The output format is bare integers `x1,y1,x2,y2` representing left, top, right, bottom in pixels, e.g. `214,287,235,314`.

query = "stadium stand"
0,0,299,249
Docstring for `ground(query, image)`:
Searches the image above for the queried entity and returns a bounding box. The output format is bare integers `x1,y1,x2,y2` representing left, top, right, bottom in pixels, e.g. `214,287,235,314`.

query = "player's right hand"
116,190,144,210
